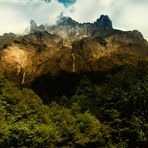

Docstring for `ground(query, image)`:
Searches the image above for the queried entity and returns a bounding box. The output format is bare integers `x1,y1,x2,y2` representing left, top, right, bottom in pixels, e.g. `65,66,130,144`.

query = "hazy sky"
0,0,148,39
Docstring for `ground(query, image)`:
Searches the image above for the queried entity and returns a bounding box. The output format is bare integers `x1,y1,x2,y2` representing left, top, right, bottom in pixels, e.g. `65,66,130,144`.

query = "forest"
0,61,148,148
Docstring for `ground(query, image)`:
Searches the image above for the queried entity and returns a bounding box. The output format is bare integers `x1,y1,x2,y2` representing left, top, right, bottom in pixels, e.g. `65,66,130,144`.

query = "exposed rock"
95,15,113,30
30,20,45,33
45,15,114,43
0,32,70,83
0,15,147,83
0,33,18,49
57,16,79,26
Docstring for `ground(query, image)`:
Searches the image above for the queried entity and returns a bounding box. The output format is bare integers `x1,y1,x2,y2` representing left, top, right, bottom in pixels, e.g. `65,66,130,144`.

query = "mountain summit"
0,15,147,83
95,15,113,30
29,15,114,41
56,16,79,26
45,15,114,41
30,20,45,33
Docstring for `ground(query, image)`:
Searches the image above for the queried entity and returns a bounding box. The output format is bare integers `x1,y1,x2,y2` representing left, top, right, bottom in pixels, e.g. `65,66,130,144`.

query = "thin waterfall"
72,53,76,72
21,72,26,84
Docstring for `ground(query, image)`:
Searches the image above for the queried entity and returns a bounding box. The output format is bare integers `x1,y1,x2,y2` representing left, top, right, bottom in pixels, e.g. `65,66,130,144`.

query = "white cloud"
0,0,148,39
112,0,148,39
63,0,127,23
0,0,66,34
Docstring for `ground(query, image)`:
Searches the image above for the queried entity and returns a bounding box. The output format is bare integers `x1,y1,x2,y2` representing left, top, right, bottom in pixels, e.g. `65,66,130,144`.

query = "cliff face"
0,32,71,83
0,15,147,83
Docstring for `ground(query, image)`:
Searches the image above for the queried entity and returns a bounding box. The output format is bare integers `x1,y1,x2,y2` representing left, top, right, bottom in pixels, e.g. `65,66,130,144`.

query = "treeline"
0,61,148,147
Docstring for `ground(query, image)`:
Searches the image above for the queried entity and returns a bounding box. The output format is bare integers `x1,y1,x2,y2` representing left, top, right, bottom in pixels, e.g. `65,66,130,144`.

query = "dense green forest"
0,61,148,147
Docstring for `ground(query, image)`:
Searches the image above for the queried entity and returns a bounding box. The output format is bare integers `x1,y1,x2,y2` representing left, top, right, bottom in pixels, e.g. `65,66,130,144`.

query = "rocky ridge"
44,15,113,42
0,15,147,83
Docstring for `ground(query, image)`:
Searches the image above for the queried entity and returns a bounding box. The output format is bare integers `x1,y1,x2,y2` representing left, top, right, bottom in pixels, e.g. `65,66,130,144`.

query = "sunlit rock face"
0,32,71,83
0,44,33,83
0,15,147,83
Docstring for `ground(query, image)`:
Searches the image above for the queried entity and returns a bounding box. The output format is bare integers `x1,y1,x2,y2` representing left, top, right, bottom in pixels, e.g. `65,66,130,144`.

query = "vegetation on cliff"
0,61,148,147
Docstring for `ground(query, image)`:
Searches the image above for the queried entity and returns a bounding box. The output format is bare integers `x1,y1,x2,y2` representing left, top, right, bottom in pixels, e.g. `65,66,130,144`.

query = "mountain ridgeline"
0,15,147,83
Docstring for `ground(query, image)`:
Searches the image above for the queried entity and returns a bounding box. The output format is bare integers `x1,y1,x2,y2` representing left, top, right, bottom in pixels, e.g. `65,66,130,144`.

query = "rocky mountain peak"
96,15,113,30
30,20,45,33
0,15,147,83
57,16,79,26
44,15,114,41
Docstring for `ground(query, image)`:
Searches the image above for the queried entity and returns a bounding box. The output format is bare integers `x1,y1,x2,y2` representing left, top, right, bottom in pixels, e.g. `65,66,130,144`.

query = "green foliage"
46,103,111,147
70,62,148,147
56,62,148,147
0,61,148,147
0,76,110,147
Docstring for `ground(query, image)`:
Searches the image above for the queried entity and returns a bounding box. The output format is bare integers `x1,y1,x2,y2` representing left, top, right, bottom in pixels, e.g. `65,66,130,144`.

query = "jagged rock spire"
30,20,37,33
30,20,45,33
96,15,113,30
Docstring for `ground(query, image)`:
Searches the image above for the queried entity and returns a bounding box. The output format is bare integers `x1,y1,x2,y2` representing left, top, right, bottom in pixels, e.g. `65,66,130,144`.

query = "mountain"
0,15,147,83
44,15,114,43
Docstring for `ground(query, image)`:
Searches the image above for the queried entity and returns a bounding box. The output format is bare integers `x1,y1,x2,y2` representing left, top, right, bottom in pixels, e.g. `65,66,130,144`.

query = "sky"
0,0,148,39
